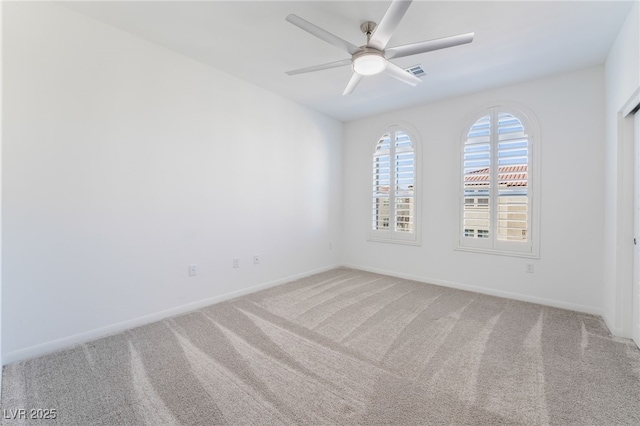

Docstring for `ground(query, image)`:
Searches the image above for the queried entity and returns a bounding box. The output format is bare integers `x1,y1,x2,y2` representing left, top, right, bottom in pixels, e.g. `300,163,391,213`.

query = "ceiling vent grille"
405,65,426,78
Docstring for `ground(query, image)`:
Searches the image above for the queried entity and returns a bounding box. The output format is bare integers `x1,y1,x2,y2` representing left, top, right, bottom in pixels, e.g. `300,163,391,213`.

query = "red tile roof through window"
465,165,527,187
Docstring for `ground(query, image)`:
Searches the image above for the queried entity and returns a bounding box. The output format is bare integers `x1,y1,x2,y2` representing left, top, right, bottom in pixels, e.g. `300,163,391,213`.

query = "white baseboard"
2,264,340,365
342,263,603,317
601,313,624,337
4,263,608,365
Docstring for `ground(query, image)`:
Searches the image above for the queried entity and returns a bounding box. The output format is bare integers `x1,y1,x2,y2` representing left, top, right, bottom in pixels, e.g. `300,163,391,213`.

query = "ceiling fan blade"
367,0,413,51
384,61,422,86
286,14,361,55
385,32,474,59
286,59,352,76
343,73,364,96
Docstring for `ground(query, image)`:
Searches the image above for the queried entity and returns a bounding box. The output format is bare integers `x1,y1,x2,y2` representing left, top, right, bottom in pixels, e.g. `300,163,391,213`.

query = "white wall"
2,2,342,363
603,2,640,337
343,66,606,314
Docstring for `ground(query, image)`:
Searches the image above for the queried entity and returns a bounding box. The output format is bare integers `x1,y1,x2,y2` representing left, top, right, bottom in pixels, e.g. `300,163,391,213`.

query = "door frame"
626,88,640,347
633,109,640,347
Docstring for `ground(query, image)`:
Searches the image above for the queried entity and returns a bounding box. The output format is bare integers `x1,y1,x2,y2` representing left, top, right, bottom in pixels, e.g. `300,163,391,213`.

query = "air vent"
405,65,426,78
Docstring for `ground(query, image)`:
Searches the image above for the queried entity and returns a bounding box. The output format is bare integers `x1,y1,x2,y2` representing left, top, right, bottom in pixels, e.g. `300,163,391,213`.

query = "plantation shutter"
371,128,416,242
460,108,532,253
395,131,414,233
373,133,391,230
463,115,491,239
496,113,529,242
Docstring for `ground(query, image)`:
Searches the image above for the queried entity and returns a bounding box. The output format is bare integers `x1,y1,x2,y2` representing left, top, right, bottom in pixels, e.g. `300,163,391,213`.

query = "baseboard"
342,263,603,317
601,312,624,337
2,264,340,365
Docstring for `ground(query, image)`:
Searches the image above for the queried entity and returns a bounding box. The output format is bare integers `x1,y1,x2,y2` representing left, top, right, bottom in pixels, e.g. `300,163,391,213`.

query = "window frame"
456,103,540,258
368,124,421,246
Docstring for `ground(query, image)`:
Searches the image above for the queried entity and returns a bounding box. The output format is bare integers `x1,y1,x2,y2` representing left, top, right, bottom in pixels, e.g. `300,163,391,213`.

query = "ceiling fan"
285,0,474,96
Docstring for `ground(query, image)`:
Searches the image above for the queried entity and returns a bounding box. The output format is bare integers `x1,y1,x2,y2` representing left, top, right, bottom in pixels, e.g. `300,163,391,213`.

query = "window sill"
454,245,539,259
368,237,422,247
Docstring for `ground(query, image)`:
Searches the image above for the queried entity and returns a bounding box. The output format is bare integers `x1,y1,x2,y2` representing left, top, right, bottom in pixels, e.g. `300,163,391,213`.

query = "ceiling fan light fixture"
353,51,386,76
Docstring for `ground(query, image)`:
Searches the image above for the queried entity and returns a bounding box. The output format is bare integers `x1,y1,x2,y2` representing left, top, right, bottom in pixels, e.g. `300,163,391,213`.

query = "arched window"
370,126,419,245
459,106,538,256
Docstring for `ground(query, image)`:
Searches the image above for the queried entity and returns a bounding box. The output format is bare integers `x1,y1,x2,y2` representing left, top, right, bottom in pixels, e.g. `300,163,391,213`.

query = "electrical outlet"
253,255,260,265
233,258,240,269
525,263,534,273
189,264,197,277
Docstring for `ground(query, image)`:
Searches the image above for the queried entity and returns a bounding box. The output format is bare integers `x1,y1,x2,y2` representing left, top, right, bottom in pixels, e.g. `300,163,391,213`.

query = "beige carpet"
2,267,640,425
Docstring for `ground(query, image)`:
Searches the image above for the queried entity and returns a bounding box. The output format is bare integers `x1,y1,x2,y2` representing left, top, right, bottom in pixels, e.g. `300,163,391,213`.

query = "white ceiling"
61,1,635,122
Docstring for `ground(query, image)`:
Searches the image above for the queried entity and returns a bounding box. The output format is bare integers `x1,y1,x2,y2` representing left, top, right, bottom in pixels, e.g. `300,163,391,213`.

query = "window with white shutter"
370,126,420,245
459,106,538,257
